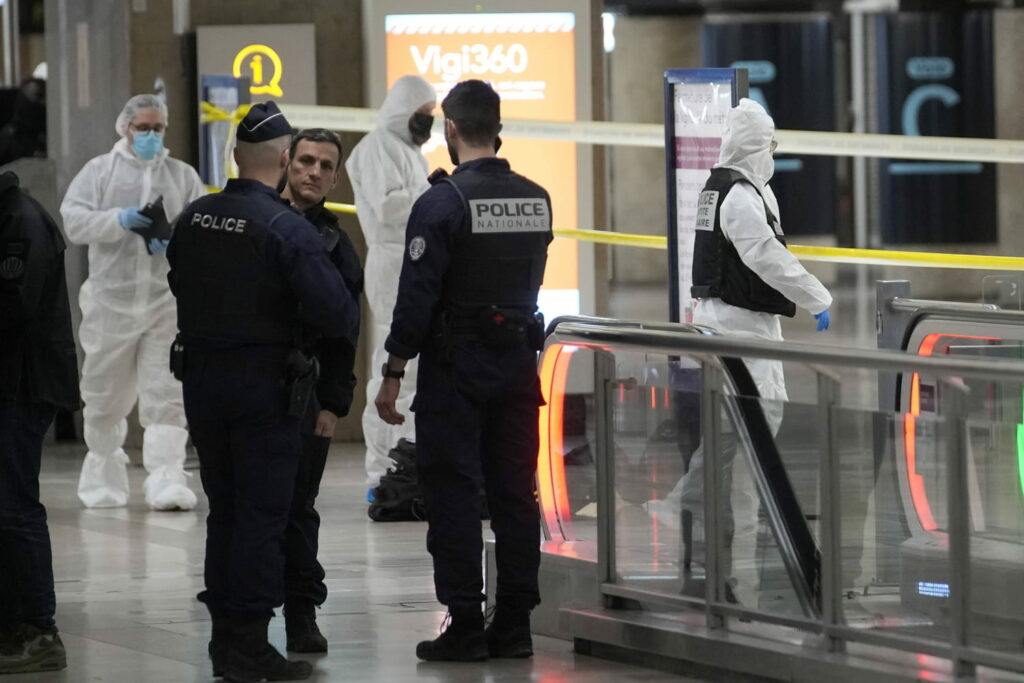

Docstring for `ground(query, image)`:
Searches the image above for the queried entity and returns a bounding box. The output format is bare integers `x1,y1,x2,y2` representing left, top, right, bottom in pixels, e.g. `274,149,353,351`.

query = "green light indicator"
1018,393,1024,499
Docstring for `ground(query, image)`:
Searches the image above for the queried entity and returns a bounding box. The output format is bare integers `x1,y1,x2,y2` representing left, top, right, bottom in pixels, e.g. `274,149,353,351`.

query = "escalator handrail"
548,318,1024,383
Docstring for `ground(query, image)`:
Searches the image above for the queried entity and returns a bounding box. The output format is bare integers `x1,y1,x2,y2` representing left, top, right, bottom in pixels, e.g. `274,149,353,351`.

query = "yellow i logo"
249,55,263,85
232,44,284,98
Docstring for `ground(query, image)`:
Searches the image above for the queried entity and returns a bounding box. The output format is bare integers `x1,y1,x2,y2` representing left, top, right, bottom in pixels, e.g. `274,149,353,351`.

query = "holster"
285,349,320,418
477,306,545,351
432,311,456,365
169,334,186,381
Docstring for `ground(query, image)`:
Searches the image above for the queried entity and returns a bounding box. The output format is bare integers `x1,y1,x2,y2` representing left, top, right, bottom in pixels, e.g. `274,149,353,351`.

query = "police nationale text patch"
695,190,719,231
409,236,426,261
469,198,550,234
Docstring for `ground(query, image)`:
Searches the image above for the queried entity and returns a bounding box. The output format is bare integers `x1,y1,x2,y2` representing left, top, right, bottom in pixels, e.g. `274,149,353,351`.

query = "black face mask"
408,112,434,145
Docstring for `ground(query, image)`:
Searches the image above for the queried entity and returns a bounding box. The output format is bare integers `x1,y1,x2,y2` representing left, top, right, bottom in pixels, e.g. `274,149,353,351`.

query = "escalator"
520,309,1024,679
894,309,1024,645
534,316,823,619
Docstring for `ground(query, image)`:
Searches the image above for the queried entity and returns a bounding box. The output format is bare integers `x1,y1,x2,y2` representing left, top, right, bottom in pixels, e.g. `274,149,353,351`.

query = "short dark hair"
289,128,343,165
441,80,500,148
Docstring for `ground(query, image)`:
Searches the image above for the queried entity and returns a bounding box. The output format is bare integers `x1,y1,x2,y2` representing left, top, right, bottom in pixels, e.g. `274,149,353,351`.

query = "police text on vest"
190,212,248,234
695,191,719,231
469,199,550,233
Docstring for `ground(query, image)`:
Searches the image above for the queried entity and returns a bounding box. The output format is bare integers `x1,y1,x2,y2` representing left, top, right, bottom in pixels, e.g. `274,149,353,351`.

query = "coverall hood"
716,98,775,187
377,75,436,146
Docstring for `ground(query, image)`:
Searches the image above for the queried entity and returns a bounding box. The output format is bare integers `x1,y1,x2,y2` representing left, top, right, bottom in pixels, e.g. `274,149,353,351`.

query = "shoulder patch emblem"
409,236,426,261
0,256,25,280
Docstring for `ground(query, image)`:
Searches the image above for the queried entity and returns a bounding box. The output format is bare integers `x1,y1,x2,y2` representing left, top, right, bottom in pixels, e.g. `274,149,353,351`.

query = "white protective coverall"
62,97,206,510
647,98,832,527
345,75,436,489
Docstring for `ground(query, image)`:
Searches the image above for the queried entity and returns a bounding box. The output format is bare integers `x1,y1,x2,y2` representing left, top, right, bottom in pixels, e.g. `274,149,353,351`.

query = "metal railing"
544,316,1024,678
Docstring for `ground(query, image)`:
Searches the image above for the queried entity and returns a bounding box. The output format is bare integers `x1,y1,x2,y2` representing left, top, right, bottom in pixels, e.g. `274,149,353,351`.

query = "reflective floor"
14,442,710,682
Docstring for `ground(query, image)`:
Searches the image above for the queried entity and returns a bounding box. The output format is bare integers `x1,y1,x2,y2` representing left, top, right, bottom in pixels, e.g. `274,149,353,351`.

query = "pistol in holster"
169,334,186,381
285,349,320,418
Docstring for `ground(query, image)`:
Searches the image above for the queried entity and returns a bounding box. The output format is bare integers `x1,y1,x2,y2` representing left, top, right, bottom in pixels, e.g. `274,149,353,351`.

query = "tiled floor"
12,442,708,682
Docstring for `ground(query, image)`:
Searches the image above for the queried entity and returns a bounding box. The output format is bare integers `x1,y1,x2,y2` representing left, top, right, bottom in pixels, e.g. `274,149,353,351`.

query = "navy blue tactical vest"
691,168,796,318
440,166,552,313
173,192,297,343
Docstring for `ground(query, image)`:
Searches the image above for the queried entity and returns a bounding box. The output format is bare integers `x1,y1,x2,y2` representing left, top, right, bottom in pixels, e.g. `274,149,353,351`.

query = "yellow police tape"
200,101,250,125
200,101,1021,268
554,229,1024,271
203,102,1024,164
204,184,357,215
189,195,1024,270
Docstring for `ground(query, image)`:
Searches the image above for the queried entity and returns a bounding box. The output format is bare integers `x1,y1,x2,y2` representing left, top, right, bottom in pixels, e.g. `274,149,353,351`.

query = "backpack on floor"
368,439,426,522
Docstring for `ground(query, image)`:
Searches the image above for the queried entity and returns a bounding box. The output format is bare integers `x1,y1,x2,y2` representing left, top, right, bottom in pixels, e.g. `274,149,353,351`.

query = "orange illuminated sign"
385,12,580,313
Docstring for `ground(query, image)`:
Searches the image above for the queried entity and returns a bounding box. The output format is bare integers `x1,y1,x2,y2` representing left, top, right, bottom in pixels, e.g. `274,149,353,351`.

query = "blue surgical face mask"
132,131,164,160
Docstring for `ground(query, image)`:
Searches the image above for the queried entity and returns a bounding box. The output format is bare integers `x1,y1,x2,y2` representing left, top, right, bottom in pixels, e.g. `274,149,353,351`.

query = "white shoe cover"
78,449,131,508
143,467,197,511
643,498,684,531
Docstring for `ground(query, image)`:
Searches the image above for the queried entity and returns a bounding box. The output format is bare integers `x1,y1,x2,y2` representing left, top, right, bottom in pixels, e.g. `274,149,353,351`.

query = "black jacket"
0,172,80,409
304,201,363,418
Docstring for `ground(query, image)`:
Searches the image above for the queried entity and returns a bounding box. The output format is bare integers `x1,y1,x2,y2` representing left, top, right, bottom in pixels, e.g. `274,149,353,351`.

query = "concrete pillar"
607,15,701,286
995,9,1024,269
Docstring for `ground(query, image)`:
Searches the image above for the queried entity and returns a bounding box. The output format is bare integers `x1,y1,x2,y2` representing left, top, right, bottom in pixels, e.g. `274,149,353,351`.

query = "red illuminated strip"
904,332,996,532
537,343,574,540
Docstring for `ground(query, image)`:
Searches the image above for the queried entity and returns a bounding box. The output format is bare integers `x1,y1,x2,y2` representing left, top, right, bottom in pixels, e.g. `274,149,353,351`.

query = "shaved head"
234,134,291,176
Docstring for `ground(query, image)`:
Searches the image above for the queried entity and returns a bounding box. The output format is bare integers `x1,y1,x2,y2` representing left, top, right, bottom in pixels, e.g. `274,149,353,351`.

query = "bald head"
234,134,291,179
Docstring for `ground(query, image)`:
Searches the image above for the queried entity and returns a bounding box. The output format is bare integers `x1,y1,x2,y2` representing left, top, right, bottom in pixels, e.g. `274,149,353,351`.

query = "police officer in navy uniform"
278,128,363,653
375,80,551,662
0,171,79,674
167,102,359,682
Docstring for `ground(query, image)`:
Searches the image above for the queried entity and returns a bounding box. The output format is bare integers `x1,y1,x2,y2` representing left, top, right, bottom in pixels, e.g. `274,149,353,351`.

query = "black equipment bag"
368,439,426,522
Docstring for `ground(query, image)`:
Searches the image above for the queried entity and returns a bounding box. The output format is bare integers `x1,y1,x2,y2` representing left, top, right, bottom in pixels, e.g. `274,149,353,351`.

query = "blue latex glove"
814,309,831,332
148,238,169,254
118,207,152,230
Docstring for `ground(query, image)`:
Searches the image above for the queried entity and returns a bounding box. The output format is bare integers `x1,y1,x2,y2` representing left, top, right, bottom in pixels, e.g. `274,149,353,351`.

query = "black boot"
225,616,312,682
209,616,231,677
415,605,488,662
484,606,533,658
284,603,327,654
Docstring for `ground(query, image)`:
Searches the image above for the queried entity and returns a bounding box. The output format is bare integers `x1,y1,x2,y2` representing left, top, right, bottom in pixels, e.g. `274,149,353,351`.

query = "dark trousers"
183,354,301,619
0,402,57,630
283,429,329,608
414,343,542,610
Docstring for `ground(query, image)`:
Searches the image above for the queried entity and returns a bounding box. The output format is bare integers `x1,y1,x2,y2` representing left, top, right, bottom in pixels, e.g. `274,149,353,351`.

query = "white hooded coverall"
62,114,206,510
345,75,436,489
648,98,832,526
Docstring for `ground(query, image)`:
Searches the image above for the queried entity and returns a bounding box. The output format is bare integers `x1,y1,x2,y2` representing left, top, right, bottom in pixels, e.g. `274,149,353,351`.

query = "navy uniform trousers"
0,401,58,631
413,339,542,610
283,398,330,608
182,349,300,618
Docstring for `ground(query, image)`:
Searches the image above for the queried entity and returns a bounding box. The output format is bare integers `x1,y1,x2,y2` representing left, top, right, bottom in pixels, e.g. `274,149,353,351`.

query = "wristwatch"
381,362,405,380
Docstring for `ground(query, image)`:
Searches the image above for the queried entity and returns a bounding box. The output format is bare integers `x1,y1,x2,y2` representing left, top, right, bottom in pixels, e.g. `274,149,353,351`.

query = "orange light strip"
537,343,575,540
903,372,937,531
903,332,997,532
